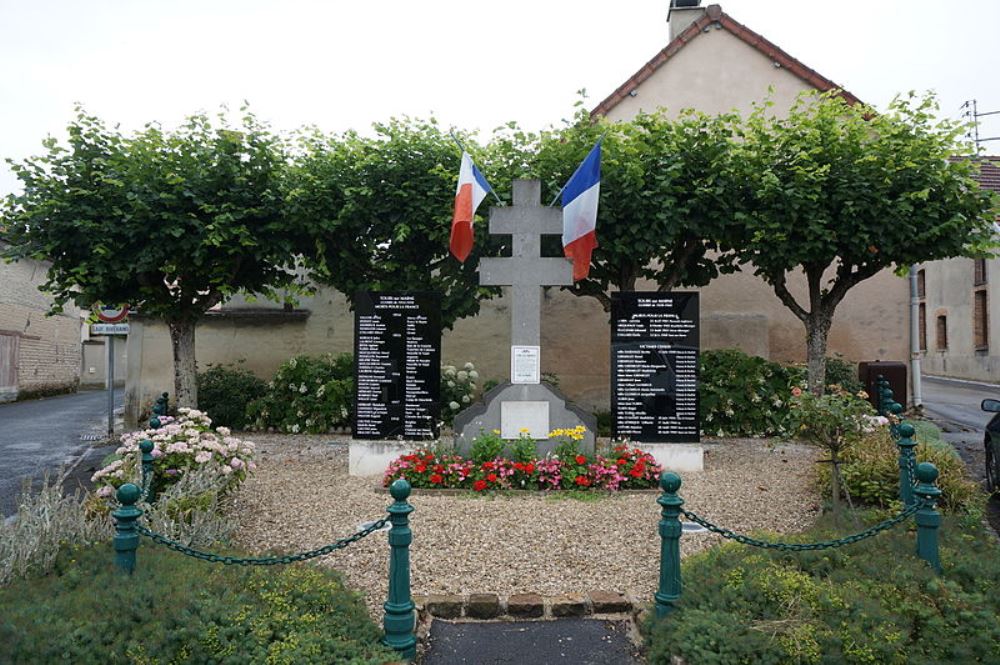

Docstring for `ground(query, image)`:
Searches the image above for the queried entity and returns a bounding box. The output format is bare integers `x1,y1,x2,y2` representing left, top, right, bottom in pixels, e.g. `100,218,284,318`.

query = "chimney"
668,0,707,42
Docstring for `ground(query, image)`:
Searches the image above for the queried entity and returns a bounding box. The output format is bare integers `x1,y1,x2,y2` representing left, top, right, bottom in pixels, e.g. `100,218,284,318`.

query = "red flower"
513,462,524,471
629,468,642,478
433,464,445,473
415,464,427,473
430,473,444,484
574,475,591,487
473,479,488,492
482,461,494,470
524,463,535,475
575,454,587,465
425,454,434,462
487,473,498,483
617,458,627,467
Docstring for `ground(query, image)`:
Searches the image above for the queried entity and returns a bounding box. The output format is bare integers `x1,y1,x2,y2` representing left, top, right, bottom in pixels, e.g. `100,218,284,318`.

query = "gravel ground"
229,436,821,620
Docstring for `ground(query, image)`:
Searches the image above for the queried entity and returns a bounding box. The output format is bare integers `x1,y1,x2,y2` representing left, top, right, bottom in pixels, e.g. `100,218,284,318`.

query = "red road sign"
95,304,130,323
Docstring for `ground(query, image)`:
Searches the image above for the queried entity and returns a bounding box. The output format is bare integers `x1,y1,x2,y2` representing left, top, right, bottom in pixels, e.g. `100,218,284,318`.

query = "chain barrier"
681,502,921,552
134,517,390,566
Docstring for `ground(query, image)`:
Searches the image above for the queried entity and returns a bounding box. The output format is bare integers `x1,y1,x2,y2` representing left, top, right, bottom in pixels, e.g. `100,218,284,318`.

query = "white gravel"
228,436,821,619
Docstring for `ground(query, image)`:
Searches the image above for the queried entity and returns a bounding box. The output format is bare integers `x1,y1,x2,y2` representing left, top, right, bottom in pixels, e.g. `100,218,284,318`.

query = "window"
917,269,926,298
974,259,987,286
975,290,989,350
936,315,948,351
919,303,927,351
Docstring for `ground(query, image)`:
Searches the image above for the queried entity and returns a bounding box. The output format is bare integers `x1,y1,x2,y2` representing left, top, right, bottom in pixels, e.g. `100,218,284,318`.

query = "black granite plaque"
353,292,441,440
611,292,699,442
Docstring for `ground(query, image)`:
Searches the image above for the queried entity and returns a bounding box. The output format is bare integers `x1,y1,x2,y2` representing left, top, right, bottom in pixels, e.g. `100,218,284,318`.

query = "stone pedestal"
641,443,704,472
349,439,416,477
453,382,597,457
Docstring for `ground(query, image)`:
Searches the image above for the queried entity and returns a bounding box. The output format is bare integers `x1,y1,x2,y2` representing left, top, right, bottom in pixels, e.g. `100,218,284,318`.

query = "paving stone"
507,592,544,618
467,593,501,619
590,591,631,614
551,593,589,617
426,594,463,619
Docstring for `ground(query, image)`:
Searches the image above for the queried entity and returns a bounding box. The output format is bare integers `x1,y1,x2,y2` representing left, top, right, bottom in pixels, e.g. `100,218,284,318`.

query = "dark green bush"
247,353,355,434
196,362,267,429
0,544,396,665
647,513,1000,664
700,349,800,437
822,354,863,394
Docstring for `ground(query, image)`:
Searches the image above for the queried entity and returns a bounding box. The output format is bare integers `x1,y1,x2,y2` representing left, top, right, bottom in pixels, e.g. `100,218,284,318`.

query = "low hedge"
646,513,1000,664
0,544,396,665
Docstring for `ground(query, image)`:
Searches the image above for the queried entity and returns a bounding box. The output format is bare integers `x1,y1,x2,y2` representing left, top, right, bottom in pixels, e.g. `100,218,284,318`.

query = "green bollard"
149,416,161,430
888,401,904,439
655,471,684,620
876,376,889,415
112,483,143,575
139,439,155,503
382,479,416,661
913,462,942,574
896,422,917,507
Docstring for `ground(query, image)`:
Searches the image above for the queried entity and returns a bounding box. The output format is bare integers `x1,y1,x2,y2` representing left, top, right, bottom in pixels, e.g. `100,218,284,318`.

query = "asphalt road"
920,375,1000,485
0,388,123,517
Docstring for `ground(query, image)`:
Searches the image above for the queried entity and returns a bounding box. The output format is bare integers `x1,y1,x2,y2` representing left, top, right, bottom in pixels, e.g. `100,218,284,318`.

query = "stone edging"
413,591,637,621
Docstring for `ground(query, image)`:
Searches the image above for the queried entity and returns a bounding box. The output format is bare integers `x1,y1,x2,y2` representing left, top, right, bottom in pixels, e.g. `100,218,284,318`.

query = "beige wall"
0,254,81,399
920,257,1000,381
81,338,128,388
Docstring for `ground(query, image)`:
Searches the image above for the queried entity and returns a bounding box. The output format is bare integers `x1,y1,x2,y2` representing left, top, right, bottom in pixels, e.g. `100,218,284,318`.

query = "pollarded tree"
287,118,513,328
530,108,743,311
729,92,998,394
1,108,301,408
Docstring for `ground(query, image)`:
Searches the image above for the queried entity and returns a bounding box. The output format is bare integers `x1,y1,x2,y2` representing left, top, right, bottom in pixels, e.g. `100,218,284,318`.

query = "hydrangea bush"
441,362,479,426
92,408,256,501
246,353,354,434
384,428,661,491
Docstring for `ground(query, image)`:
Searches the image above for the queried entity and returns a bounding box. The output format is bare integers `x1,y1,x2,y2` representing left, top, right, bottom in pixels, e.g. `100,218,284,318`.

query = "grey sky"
2,0,998,197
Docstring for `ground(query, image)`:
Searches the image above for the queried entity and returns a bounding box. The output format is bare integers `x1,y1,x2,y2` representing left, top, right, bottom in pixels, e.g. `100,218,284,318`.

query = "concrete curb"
413,591,642,622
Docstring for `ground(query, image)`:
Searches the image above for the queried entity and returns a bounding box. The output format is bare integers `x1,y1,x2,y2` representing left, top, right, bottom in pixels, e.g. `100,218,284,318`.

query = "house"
0,245,82,401
125,1,912,424
918,158,1000,382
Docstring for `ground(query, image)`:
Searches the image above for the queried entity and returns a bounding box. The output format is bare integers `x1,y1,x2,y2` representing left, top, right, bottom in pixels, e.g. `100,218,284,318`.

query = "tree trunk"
168,319,198,409
805,313,832,396
830,456,841,516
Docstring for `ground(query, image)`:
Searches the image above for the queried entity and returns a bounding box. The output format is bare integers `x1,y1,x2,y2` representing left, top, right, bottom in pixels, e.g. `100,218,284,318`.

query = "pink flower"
230,458,243,470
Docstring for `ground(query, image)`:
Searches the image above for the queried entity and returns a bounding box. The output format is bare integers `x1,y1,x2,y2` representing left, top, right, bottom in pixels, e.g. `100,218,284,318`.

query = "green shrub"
196,362,267,429
594,409,612,437
441,361,480,425
823,354,863,394
247,353,354,434
508,431,537,463
470,428,505,463
0,544,396,664
817,426,982,514
646,513,1000,664
700,349,799,437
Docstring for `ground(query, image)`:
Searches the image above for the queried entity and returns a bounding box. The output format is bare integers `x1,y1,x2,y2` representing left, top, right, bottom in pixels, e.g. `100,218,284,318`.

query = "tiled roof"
592,4,862,117
971,157,1000,193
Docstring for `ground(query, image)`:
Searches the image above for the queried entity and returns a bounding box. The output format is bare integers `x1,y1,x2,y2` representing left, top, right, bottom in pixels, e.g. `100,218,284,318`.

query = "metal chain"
907,453,918,488
681,502,921,552
135,517,390,566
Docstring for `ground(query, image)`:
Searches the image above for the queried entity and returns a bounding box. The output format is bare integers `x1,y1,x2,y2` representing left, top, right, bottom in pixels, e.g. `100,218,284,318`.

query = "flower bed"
383,442,662,492
92,408,256,500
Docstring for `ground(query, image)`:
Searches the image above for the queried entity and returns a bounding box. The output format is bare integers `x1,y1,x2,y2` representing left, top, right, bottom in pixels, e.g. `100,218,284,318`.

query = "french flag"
561,140,601,281
450,152,493,263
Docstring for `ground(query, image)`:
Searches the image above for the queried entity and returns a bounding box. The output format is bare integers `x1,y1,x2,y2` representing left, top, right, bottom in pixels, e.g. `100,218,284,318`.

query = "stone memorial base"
453,382,597,457
349,439,416,477
640,443,704,473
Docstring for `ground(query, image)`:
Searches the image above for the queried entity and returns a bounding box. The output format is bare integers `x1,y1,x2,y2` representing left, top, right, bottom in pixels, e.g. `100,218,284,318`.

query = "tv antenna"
961,99,1000,152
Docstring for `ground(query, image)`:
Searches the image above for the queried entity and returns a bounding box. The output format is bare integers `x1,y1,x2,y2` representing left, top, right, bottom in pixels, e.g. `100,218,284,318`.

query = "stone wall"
0,253,81,400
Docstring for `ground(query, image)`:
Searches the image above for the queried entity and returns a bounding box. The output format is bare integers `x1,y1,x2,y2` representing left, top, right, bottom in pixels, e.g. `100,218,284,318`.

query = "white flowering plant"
92,408,256,501
246,353,354,434
440,361,480,426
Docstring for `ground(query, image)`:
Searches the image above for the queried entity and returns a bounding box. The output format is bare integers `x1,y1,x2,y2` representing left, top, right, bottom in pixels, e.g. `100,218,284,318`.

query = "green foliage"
508,431,538,464
727,91,999,393
646,513,1000,664
247,354,354,434
441,361,479,426
470,429,505,464
531,107,743,310
594,409,612,437
287,118,517,329
196,362,267,429
0,544,395,664
821,355,863,394
1,107,305,406
700,349,800,437
817,427,981,514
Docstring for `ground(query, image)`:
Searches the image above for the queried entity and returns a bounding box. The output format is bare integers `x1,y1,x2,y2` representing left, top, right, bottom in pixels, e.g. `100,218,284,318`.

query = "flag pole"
449,131,504,206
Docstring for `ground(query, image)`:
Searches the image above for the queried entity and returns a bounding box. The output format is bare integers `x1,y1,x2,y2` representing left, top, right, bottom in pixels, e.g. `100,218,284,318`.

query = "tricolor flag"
450,152,493,263
561,140,602,281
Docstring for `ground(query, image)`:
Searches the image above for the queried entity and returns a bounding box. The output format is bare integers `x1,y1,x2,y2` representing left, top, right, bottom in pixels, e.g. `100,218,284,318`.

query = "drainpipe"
909,265,923,407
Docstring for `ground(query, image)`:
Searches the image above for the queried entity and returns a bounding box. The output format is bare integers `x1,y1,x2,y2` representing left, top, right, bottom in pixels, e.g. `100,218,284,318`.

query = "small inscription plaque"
511,345,541,384
611,292,699,442
353,292,441,440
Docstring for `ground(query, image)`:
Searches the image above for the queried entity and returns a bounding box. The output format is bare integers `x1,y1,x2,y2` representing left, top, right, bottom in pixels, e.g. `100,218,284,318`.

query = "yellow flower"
519,427,530,433
492,429,501,435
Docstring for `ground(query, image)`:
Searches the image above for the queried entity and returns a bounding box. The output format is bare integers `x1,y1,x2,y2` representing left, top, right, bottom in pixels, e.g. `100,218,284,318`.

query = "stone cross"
479,180,573,347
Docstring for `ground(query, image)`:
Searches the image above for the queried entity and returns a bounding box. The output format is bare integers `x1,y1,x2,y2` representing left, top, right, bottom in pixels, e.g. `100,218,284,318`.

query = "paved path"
421,619,641,665
0,388,122,517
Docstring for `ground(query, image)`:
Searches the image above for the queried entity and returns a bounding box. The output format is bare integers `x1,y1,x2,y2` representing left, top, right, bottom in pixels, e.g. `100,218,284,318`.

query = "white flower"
195,452,212,464
462,395,470,403
463,362,474,371
447,380,455,388
290,424,300,433
221,465,233,475
469,370,479,380
216,426,231,437
457,371,468,382
449,401,460,411
299,384,308,394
